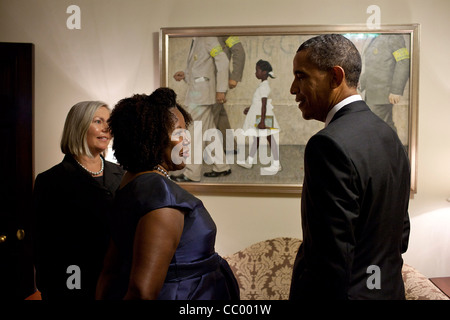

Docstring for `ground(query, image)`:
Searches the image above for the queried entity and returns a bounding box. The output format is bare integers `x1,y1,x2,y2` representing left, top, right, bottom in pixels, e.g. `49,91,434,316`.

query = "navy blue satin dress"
108,172,239,300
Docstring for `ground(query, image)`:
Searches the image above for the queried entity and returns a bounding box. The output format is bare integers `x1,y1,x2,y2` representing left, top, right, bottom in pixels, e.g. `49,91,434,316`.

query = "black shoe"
170,174,197,182
203,169,232,178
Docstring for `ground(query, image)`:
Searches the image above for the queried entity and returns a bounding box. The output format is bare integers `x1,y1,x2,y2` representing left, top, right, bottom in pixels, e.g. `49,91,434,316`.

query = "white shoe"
237,157,254,169
260,163,282,175
237,161,253,169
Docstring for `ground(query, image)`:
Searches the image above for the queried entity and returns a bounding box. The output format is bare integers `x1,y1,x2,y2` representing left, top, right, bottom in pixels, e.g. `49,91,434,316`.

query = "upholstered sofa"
224,237,449,300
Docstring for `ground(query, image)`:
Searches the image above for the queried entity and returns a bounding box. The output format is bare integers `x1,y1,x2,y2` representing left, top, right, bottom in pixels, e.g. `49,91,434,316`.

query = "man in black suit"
289,34,410,300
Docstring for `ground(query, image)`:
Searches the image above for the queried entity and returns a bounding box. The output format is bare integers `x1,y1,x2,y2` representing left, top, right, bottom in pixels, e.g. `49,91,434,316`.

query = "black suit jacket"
290,100,410,300
32,155,124,300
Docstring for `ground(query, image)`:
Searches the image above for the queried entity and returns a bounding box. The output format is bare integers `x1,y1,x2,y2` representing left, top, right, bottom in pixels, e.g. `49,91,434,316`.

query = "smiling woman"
96,88,240,300
32,101,125,300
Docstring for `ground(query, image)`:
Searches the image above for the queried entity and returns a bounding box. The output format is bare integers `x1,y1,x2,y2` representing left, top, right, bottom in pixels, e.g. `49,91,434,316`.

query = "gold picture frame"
160,24,419,195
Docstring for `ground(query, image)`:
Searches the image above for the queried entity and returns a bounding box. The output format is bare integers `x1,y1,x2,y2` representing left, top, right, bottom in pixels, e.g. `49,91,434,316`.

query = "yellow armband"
210,44,224,58
392,48,410,62
225,36,241,48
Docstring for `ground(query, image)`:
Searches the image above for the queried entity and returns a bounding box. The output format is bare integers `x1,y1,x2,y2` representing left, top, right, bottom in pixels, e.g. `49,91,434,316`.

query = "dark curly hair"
108,87,192,172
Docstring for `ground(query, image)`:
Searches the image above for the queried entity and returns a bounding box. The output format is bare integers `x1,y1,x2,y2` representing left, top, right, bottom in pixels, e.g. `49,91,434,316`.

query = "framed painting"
160,24,419,195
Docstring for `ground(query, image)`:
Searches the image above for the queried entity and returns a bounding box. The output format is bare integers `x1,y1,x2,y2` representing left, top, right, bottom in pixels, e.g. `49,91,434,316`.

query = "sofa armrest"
402,263,449,300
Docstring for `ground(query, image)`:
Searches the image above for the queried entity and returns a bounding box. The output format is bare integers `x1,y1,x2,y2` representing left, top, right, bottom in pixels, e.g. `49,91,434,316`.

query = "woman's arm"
96,239,120,299
124,207,184,300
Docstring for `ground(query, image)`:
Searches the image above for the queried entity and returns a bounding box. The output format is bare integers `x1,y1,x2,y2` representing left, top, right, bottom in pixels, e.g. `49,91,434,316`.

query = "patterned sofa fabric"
224,237,449,300
225,237,300,300
402,264,449,300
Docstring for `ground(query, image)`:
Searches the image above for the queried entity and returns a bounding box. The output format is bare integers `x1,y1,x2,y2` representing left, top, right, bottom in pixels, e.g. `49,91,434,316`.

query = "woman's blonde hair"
60,101,110,158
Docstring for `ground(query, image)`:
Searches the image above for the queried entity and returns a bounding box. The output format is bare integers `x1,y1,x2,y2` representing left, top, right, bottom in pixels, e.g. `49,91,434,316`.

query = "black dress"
32,155,124,300
107,172,240,300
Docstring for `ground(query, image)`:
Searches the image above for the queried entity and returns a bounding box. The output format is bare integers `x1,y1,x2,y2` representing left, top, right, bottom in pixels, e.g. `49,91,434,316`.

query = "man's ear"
330,66,345,88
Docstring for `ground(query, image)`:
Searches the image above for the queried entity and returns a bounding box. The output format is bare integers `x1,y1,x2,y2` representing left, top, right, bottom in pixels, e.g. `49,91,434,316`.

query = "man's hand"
389,93,401,105
229,80,238,89
216,92,226,104
173,71,185,81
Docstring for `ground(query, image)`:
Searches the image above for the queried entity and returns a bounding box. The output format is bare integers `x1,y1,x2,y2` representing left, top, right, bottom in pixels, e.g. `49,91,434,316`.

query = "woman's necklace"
155,165,171,180
76,156,104,176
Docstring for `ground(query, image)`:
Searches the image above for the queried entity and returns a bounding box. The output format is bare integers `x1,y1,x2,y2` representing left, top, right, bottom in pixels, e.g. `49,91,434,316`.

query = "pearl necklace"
76,156,104,176
155,165,171,180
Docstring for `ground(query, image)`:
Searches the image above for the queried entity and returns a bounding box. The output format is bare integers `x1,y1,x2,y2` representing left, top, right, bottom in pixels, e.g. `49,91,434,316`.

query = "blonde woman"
32,101,124,300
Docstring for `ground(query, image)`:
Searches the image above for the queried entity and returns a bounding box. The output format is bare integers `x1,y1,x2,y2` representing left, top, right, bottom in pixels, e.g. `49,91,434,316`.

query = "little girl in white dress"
239,59,281,174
